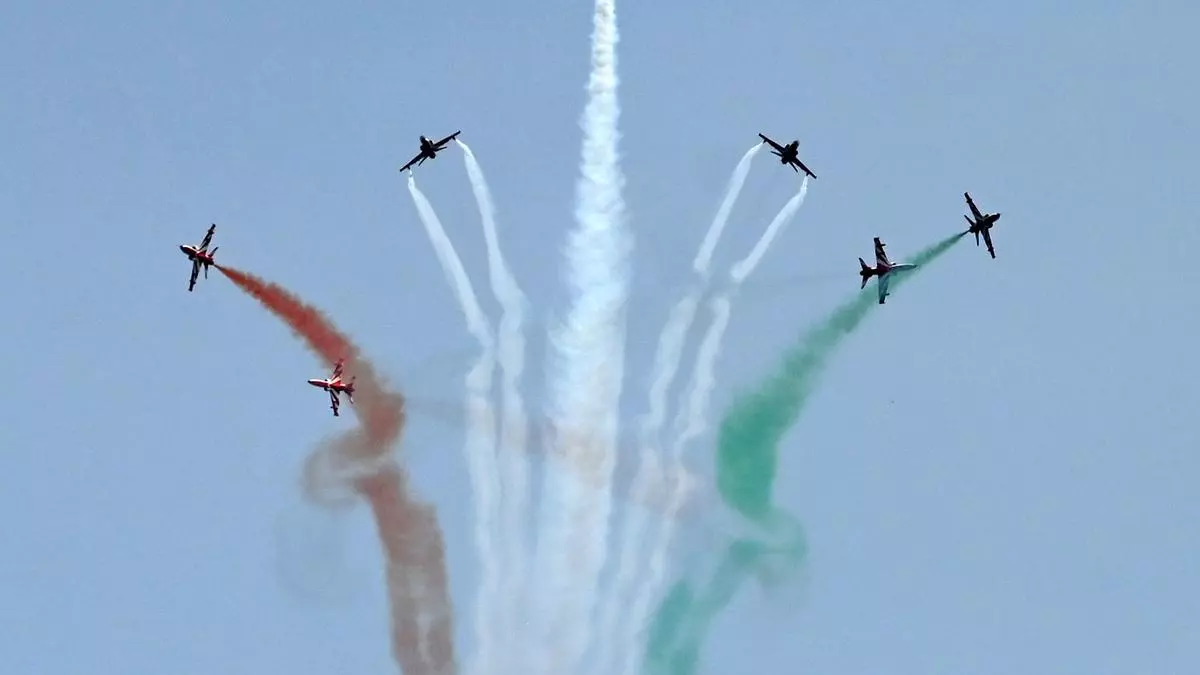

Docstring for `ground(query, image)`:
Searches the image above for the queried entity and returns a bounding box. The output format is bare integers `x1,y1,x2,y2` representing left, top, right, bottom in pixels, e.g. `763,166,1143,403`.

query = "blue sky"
3,1,1199,673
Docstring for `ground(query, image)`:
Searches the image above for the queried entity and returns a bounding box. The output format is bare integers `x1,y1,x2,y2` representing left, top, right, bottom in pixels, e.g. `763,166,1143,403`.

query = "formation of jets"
178,128,1004,414
753,132,1001,303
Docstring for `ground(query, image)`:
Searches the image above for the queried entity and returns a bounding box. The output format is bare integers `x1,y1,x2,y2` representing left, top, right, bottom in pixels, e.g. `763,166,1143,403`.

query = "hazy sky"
3,1,1199,674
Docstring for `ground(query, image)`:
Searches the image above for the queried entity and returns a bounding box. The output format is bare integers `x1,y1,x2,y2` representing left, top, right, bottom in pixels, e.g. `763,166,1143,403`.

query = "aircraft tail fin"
203,248,217,277
859,258,872,289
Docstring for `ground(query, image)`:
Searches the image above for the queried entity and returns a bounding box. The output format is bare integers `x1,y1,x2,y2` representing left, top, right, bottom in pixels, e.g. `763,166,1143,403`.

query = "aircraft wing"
791,158,817,179
199,224,216,251
877,274,890,304
433,130,462,148
964,192,984,220
398,152,423,173
331,359,344,381
329,390,341,416
982,229,995,258
757,133,786,153
188,260,200,292
398,152,422,171
874,237,891,266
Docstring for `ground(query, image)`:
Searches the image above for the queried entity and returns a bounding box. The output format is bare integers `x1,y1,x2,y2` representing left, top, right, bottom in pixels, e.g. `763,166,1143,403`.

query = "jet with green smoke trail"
642,232,966,675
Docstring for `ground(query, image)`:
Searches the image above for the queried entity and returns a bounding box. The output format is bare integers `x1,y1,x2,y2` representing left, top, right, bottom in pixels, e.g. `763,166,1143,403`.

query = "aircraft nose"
179,245,188,254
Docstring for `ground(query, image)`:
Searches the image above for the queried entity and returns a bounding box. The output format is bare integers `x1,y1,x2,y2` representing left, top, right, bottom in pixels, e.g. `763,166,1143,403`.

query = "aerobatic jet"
757,132,817,179
307,358,356,417
858,237,917,305
963,191,1001,259
398,130,462,173
179,224,218,292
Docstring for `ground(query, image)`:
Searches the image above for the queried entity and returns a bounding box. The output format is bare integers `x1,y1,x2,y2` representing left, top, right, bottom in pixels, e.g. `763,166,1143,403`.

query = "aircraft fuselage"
418,136,442,155
180,244,214,263
309,377,354,397
969,213,1000,230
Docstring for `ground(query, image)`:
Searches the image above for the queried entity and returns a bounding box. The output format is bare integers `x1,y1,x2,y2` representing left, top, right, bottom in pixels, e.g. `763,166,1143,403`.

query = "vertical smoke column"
535,0,630,673
405,174,499,675
596,143,761,675
624,176,811,675
458,140,533,675
216,264,457,675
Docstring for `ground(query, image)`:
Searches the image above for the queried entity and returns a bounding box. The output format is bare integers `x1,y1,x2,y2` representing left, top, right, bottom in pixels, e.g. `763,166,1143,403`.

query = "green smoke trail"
718,232,966,519
641,232,965,675
642,515,805,675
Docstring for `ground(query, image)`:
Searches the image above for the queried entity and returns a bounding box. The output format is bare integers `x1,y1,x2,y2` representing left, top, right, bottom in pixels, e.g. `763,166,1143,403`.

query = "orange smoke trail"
217,264,457,675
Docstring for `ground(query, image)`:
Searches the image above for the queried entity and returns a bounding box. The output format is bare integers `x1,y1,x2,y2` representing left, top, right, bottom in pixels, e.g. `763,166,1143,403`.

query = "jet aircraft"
757,133,817,179
858,237,917,304
963,191,1001,258
179,224,218,292
308,358,356,417
398,130,462,173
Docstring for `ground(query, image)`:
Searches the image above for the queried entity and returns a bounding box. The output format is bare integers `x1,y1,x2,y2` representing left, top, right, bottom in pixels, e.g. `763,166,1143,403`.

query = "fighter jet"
858,237,917,304
398,130,462,173
307,358,356,417
963,191,1001,258
179,224,218,292
757,132,817,179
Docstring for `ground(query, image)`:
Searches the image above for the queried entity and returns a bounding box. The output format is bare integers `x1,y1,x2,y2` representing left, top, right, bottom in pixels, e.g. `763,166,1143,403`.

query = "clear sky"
3,1,1199,674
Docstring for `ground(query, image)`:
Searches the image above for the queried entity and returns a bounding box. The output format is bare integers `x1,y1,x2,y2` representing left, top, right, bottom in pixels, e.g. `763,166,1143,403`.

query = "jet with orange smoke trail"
307,357,356,417
178,223,218,292
215,262,458,675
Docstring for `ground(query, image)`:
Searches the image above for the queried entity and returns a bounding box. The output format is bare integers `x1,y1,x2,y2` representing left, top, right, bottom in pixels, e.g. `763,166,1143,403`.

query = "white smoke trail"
407,174,500,675
692,144,763,275
670,178,811,482
595,144,761,675
534,1,629,674
613,176,812,675
729,176,810,283
456,140,532,675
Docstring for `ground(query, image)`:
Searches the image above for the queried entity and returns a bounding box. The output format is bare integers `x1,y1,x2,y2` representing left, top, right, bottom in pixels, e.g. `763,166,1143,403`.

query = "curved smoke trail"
692,144,763,275
729,176,809,284
535,1,629,674
670,178,811,510
216,264,457,675
621,177,811,675
457,140,533,675
642,233,967,674
406,175,499,675
597,144,761,675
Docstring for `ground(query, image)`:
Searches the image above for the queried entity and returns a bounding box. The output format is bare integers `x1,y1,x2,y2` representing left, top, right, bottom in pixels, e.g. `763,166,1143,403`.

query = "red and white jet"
308,358,356,417
179,224,218,292
858,236,917,304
